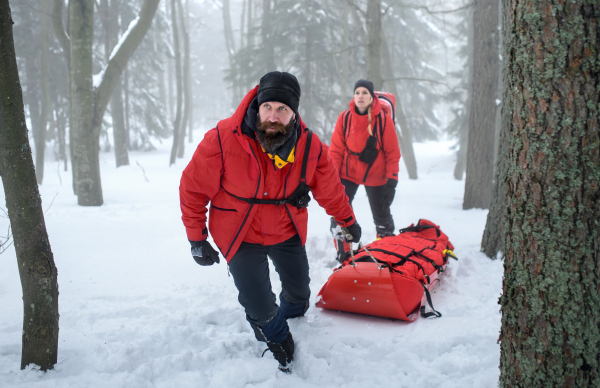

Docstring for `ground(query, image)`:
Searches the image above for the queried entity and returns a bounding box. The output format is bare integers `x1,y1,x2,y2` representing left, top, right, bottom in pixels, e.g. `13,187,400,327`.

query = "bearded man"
179,71,361,372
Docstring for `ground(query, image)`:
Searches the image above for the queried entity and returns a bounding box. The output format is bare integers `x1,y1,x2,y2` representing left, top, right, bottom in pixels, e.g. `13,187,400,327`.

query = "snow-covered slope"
0,132,502,387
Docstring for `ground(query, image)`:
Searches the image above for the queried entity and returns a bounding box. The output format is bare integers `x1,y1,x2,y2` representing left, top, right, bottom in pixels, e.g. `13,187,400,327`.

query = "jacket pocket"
211,205,238,212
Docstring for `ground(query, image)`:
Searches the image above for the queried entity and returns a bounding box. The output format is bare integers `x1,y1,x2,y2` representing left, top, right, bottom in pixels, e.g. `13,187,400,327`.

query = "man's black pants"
228,234,310,342
341,178,395,236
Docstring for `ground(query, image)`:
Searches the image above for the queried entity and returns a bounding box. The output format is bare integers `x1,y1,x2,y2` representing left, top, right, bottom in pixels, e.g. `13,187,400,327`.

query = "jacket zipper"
224,133,262,258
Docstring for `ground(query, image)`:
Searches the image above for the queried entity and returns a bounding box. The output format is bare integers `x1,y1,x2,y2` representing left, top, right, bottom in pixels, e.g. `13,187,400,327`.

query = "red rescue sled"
316,219,457,321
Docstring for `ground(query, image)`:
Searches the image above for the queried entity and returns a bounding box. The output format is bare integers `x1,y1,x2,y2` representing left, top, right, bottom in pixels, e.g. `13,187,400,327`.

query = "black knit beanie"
354,79,375,98
257,71,301,114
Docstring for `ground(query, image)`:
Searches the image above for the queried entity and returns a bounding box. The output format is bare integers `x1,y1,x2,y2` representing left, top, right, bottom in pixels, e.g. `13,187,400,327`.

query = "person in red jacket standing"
180,71,361,372
329,79,401,263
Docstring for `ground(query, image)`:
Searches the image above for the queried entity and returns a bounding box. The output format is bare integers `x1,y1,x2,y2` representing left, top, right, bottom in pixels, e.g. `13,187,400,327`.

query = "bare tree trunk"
70,0,161,205
481,0,507,259
69,0,97,204
52,0,73,183
262,0,275,71
186,0,193,144
123,65,130,148
56,106,68,171
499,1,600,386
101,0,129,167
176,0,189,159
454,4,474,181
37,0,51,184
462,0,500,210
169,0,183,165
222,0,235,66
0,1,59,370
366,0,382,90
382,38,417,180
246,0,253,49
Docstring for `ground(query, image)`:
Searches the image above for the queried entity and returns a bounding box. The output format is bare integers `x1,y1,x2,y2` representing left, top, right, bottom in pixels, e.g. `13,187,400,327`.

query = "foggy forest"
1,0,599,387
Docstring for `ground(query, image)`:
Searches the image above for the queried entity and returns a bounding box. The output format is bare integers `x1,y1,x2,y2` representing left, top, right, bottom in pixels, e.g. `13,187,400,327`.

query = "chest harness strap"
225,130,313,210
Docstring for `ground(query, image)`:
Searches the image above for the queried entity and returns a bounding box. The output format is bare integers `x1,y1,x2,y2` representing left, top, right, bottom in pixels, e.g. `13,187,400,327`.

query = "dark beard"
255,116,295,153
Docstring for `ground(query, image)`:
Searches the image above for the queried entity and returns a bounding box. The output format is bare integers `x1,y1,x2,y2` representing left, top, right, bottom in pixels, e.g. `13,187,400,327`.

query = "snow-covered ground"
0,132,503,388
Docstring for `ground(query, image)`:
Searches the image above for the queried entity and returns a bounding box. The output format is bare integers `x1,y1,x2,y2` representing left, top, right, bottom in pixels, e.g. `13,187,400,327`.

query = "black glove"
384,179,397,205
342,221,362,243
190,240,220,266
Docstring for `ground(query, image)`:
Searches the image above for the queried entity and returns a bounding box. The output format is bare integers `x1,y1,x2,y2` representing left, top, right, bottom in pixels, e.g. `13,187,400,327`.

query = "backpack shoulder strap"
300,129,313,183
342,110,352,139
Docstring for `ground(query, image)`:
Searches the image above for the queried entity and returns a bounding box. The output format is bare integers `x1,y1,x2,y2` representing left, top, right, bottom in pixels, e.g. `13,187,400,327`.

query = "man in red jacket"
180,71,361,372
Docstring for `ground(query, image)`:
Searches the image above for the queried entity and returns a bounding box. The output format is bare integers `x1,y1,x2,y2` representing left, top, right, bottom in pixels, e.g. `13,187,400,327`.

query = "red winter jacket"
180,86,356,262
329,95,401,186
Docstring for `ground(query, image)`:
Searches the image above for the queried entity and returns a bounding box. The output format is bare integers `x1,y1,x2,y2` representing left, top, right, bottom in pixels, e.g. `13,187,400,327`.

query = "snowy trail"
0,134,502,387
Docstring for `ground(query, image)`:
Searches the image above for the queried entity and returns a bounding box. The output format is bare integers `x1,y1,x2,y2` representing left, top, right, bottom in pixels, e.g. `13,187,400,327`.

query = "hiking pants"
228,234,310,343
341,178,395,236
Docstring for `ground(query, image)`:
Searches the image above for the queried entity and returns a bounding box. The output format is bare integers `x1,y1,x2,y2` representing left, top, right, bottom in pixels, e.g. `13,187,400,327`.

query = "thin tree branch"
95,0,161,125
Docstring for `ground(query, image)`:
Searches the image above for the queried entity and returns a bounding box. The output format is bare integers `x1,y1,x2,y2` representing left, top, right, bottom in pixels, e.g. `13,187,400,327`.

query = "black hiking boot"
264,332,295,373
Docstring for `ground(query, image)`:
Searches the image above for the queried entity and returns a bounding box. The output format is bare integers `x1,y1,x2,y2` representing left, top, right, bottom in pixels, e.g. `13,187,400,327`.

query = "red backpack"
375,91,396,123
317,219,457,321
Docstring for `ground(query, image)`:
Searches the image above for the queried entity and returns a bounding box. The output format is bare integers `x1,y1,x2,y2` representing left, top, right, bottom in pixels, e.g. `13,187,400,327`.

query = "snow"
92,16,140,90
0,133,502,387
92,70,105,89
109,17,140,62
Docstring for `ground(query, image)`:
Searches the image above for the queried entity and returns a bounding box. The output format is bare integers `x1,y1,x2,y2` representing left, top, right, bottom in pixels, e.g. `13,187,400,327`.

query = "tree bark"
499,1,600,386
0,0,59,370
70,0,161,205
382,37,417,180
366,0,383,90
462,0,500,210
69,0,96,204
169,0,183,165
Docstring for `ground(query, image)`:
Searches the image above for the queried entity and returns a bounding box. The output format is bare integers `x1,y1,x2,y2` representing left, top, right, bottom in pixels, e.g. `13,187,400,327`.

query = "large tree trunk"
462,0,500,210
499,1,600,386
70,0,161,205
365,0,382,90
0,0,59,370
169,0,183,165
382,37,417,180
69,0,98,205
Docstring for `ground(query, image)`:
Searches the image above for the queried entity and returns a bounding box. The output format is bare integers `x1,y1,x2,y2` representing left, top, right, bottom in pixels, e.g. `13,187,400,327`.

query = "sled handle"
349,242,383,270
360,243,383,270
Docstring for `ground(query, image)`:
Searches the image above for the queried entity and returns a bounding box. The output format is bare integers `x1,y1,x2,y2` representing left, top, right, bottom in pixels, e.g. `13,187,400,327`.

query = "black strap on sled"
225,130,313,209
398,222,441,238
364,248,431,285
420,284,442,318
